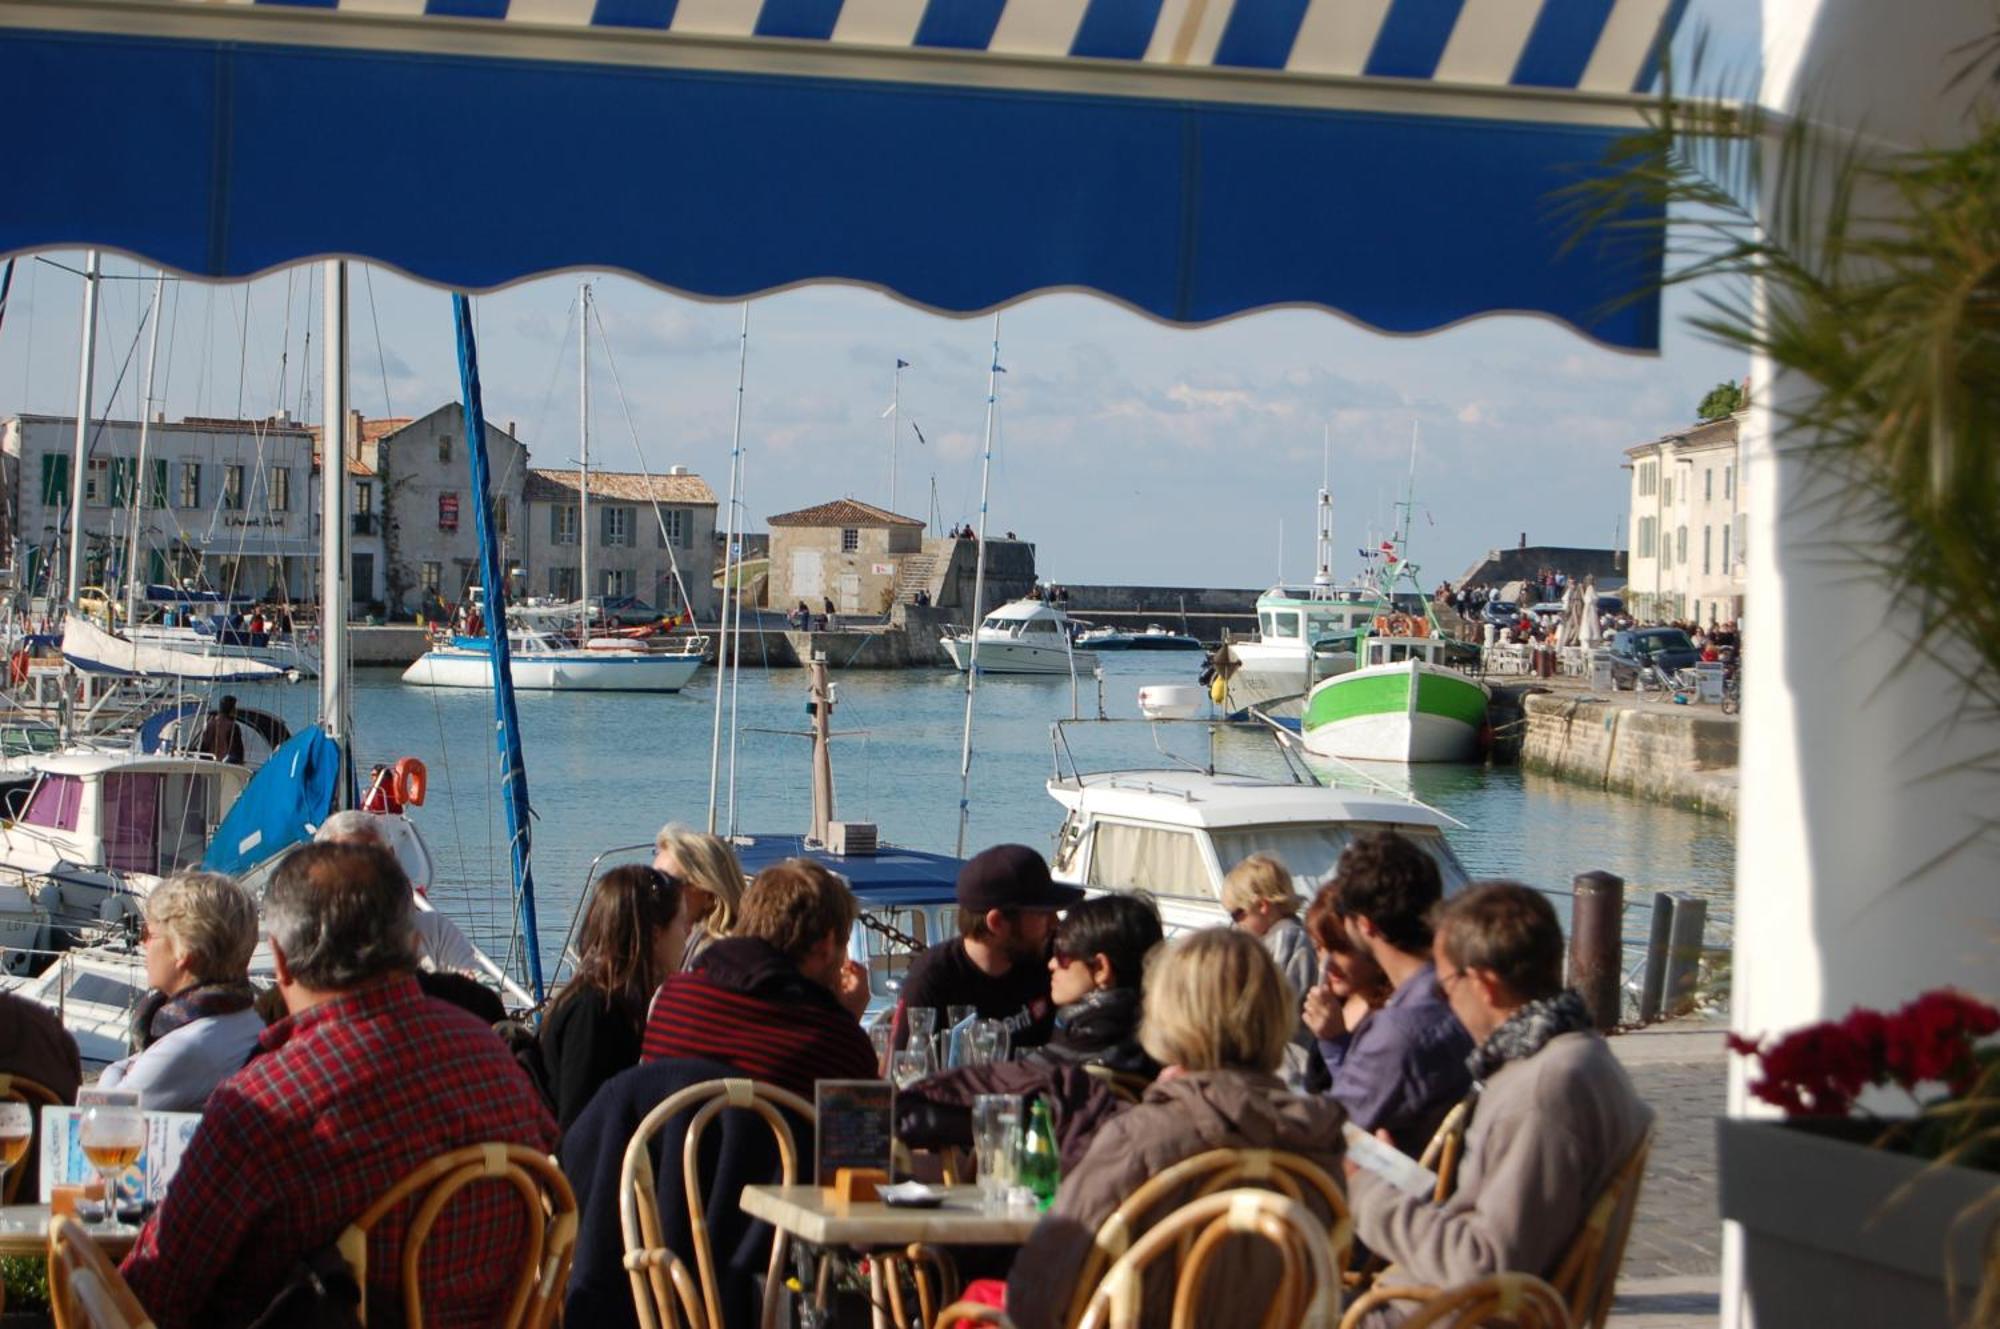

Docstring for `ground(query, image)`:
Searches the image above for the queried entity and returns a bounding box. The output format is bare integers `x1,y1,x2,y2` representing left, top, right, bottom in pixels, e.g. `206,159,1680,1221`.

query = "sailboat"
402,281,704,693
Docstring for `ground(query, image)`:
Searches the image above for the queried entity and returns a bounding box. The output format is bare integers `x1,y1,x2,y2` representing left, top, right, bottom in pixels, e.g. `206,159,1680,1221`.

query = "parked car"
1480,599,1520,627
1606,628,1701,688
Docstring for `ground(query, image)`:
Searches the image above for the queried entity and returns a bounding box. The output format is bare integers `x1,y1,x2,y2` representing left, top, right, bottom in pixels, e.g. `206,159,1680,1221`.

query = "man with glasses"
1347,882,1651,1321
1301,831,1472,1155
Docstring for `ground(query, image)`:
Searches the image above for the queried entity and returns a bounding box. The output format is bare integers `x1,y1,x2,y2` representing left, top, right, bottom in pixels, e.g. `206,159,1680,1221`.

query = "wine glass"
79,1103,146,1236
0,1102,29,1199
890,1048,932,1090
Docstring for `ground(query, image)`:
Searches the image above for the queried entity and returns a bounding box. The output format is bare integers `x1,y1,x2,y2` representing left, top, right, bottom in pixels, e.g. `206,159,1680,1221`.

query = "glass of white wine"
79,1102,146,1237
0,1102,30,1200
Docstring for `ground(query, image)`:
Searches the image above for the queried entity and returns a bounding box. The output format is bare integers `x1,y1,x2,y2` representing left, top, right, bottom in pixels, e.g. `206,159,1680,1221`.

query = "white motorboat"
402,629,706,692
1046,717,1467,934
1301,620,1491,763
941,599,1098,676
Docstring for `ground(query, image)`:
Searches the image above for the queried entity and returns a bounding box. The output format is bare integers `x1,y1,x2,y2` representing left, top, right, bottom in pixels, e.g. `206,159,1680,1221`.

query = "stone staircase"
892,552,940,605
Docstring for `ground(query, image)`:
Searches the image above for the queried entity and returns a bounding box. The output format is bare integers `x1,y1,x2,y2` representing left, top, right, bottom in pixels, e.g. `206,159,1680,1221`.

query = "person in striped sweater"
640,857,876,1098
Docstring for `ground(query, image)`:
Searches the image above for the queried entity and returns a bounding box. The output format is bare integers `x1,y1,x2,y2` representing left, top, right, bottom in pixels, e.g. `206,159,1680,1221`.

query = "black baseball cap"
956,844,1084,914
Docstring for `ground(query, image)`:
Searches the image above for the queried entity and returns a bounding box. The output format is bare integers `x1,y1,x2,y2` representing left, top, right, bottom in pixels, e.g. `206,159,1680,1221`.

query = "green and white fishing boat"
1299,433,1489,764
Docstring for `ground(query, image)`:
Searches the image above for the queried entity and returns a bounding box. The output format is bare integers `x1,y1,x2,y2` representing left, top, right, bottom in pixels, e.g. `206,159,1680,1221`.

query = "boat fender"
394,756,429,807
1209,674,1228,706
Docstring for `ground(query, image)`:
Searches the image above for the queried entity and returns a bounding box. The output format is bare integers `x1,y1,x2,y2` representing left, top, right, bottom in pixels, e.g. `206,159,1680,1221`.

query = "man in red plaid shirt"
122,842,557,1329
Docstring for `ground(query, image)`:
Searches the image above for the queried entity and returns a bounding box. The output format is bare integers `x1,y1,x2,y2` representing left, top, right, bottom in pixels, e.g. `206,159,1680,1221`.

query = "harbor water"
248,653,1735,986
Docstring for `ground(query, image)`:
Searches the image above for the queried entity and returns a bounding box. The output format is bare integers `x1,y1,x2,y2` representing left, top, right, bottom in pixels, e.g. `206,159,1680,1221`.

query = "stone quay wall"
1520,691,1738,817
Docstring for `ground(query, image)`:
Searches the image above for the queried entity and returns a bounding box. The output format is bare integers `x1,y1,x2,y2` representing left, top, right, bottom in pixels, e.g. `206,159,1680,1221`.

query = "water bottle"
1018,1097,1060,1211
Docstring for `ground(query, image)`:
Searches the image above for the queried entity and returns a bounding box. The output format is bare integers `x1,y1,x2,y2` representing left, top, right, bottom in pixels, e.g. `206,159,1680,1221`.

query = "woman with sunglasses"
1041,893,1164,1080
541,865,692,1131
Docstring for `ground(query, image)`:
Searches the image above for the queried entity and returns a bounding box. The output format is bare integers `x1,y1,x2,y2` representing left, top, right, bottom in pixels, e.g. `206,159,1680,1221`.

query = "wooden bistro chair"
0,1072,61,1204
47,1214,156,1329
1082,1188,1342,1329
1065,1146,1353,1329
336,1142,577,1329
1343,1273,1572,1329
618,1077,812,1329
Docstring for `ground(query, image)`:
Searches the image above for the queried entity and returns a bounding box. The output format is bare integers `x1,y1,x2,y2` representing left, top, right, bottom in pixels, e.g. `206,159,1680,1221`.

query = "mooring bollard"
1567,870,1625,1031
1662,893,1708,1018
1638,890,1674,1024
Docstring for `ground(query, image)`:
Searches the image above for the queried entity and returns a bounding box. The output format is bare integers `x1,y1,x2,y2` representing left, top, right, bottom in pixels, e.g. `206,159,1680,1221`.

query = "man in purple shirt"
1302,831,1472,1155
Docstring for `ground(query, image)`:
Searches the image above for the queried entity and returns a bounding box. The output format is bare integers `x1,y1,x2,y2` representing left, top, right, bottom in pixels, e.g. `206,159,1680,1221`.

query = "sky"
0,1,1758,593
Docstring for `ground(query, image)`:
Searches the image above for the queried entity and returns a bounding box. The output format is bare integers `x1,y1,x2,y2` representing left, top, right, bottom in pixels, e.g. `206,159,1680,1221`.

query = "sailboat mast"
126,271,166,628
578,281,591,637
954,314,1000,859
889,358,902,516
707,303,748,834
65,250,100,608
320,261,350,751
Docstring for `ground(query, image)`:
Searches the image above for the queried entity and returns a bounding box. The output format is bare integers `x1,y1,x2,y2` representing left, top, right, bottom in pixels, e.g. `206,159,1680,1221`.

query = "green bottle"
1019,1097,1060,1211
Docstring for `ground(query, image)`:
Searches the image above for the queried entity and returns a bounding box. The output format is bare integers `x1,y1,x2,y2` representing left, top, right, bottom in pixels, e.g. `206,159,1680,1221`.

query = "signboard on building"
871,563,894,575
439,493,460,531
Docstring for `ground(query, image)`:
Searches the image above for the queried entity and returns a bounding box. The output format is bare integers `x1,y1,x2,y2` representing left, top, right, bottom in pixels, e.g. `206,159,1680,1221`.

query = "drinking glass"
971,1094,1020,1211
905,1007,937,1046
890,1048,932,1090
79,1102,146,1237
868,1022,895,1078
946,1005,977,1032
970,1018,1011,1064
0,1103,29,1198
944,1007,979,1069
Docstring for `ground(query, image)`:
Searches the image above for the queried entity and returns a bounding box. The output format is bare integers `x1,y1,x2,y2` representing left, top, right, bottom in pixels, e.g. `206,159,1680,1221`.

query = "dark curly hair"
1331,830,1444,956
1054,893,1164,991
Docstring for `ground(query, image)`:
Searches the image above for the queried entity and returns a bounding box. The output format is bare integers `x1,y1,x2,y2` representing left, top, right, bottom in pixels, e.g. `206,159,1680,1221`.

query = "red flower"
1882,990,1999,1091
1730,989,2000,1119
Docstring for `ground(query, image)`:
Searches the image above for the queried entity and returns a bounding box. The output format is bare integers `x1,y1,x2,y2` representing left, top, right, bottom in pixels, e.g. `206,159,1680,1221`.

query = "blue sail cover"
201,725,342,876
0,0,1682,349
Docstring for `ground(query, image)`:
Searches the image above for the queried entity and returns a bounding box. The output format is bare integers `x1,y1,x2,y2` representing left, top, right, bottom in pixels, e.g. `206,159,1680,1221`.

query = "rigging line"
196,284,214,419
526,293,577,464
30,257,187,282
276,268,295,416
586,298,698,620
296,269,314,427
362,264,393,419
230,283,250,428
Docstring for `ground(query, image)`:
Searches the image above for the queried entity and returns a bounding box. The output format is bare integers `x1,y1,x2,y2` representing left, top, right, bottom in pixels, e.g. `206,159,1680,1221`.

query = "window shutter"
41,454,67,505
150,459,168,509
550,503,561,542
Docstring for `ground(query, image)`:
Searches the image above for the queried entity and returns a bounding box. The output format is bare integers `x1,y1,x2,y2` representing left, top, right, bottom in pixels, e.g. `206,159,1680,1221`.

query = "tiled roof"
767,498,924,528
1624,414,1739,458
308,452,381,478
523,468,717,505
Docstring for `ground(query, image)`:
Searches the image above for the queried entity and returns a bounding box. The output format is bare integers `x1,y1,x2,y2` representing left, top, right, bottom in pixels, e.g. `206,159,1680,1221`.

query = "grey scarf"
1466,989,1594,1083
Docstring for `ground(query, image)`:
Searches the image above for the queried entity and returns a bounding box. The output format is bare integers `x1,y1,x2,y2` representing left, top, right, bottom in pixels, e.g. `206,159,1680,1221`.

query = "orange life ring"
8,649,28,687
1386,613,1412,637
394,756,428,808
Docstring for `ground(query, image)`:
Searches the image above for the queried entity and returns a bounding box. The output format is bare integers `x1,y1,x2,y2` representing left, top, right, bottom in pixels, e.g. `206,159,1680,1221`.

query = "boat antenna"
707,302,749,833
64,250,101,611
954,313,1000,858
1313,424,1333,589
124,271,166,630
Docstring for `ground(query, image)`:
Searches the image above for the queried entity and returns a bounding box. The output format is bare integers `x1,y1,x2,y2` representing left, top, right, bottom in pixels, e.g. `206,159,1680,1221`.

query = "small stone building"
359,405,529,619
521,466,718,622
766,499,925,616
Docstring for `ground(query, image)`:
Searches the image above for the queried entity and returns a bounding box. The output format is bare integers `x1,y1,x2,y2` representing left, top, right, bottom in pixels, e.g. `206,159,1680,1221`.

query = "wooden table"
0,1204,138,1314
739,1184,1040,1329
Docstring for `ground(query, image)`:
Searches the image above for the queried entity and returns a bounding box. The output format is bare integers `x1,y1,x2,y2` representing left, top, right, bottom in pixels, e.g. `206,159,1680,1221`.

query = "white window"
1705,469,1713,502
1271,613,1301,640
658,509,688,548
420,561,442,593
223,464,245,511
270,466,291,513
355,481,374,515
841,528,860,553
1636,461,1658,498
548,566,578,599
1636,517,1657,559
1085,822,1209,900
85,457,111,507
551,504,579,546
603,506,632,548
602,568,631,597
179,462,201,509
1676,526,1688,564
1663,476,1673,506
1725,465,1735,501
1723,524,1732,572
1703,526,1712,575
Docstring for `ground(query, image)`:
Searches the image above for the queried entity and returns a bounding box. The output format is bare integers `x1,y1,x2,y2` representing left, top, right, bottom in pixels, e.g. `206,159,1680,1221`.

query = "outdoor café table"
0,1204,139,1313
739,1183,1040,1329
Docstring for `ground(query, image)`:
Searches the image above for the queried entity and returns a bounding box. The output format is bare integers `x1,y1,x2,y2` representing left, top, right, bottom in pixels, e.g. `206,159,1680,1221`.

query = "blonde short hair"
146,871,258,984
1140,928,1295,1074
655,824,748,938
1221,854,1301,917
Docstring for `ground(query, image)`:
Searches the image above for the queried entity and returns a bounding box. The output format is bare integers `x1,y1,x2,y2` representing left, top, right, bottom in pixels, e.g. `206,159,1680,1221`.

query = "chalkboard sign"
814,1080,895,1186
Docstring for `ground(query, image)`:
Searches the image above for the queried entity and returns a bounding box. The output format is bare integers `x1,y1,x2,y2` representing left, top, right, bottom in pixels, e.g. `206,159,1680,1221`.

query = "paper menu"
37,1106,203,1204
1341,1121,1438,1198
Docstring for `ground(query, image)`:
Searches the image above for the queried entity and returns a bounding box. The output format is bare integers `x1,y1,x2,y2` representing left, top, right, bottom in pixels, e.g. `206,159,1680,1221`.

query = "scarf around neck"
1466,988,1594,1083
133,979,258,1052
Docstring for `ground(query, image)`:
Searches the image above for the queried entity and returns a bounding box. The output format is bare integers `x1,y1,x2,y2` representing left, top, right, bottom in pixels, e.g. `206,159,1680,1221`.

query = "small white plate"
879,1182,948,1208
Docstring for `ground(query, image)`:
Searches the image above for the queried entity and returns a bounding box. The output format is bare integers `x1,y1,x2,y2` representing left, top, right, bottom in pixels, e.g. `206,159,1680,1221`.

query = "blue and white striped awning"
0,0,1685,348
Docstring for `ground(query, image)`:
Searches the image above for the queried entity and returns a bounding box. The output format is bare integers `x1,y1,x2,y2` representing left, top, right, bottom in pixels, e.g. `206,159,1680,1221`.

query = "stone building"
521,467,718,622
4,411,316,603
1623,409,1746,624
766,498,925,616
356,405,529,619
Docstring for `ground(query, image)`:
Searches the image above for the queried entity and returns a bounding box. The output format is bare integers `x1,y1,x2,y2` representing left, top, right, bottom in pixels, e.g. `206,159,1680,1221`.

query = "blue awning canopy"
0,0,1681,349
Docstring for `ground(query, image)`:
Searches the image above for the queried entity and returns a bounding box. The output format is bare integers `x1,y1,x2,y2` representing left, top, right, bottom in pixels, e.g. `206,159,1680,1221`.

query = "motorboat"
1210,583,1384,713
1046,716,1468,934
401,628,706,692
1300,615,1491,763
941,599,1098,676
1076,623,1203,652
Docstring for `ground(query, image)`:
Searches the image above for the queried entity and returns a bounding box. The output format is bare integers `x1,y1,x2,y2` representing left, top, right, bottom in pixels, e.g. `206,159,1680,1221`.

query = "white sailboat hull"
61,616,288,682
403,647,702,692
941,636,1098,675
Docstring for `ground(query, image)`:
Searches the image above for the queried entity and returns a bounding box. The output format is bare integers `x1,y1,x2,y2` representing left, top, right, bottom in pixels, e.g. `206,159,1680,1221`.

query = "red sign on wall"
439,493,460,532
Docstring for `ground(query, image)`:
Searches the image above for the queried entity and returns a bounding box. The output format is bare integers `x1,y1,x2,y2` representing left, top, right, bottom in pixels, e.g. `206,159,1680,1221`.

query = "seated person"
1003,928,1346,1329
542,865,691,1131
1307,831,1472,1156
1349,883,1653,1326
315,809,481,974
653,823,746,969
1300,880,1394,1089
99,872,262,1111
1223,854,1319,1087
895,843,1082,1051
641,858,874,1099
120,843,557,1329
0,989,81,1198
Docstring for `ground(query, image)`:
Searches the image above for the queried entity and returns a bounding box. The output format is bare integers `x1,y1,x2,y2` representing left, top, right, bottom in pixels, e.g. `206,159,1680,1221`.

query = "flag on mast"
896,358,910,369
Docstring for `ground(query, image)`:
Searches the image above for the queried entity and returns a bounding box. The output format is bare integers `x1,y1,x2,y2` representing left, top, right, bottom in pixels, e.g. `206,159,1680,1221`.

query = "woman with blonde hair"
99,872,262,1111
653,823,747,968
1223,853,1319,1088
1003,928,1346,1329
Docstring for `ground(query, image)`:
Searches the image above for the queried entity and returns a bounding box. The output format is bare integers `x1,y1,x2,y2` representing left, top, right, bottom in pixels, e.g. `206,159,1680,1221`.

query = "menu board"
814,1080,894,1186
38,1105,203,1204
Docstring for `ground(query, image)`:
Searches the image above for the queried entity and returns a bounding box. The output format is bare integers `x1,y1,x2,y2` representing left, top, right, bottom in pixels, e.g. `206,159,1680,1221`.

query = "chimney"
668,465,688,476
348,408,364,462
507,420,517,438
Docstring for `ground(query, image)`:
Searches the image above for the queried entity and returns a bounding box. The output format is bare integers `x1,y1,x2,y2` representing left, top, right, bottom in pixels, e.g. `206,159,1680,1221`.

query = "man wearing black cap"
894,843,1083,1050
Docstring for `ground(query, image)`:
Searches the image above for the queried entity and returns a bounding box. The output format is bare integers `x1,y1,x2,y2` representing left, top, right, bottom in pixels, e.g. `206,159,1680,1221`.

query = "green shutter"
40,454,68,506
150,459,169,509
108,458,129,507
